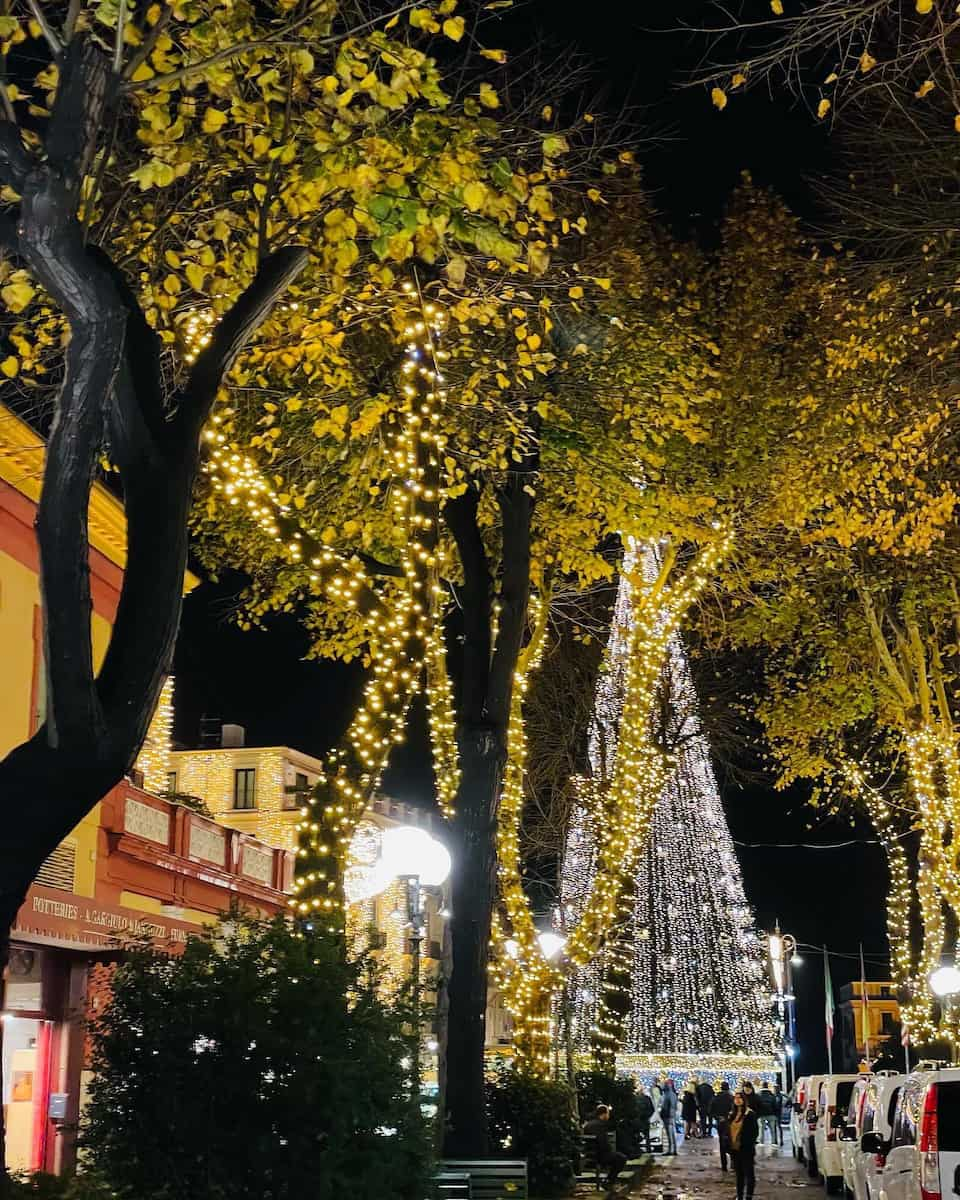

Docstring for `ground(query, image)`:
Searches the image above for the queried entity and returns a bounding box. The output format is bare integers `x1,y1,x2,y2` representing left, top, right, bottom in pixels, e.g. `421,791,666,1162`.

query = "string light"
492,533,734,1075
136,675,175,794
560,540,777,1077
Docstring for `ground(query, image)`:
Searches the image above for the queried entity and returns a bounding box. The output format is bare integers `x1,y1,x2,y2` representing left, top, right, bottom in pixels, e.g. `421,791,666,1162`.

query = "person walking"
773,1082,785,1142
757,1081,781,1145
660,1079,678,1156
681,1083,699,1139
697,1076,716,1137
582,1104,628,1196
729,1091,759,1200
742,1080,759,1112
635,1084,655,1154
711,1081,735,1172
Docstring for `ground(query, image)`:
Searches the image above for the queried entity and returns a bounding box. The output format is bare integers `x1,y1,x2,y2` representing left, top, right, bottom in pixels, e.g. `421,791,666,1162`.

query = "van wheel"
826,1177,843,1195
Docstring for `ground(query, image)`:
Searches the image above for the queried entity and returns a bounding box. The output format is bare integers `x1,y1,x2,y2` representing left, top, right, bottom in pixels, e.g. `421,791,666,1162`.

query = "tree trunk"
444,727,505,1156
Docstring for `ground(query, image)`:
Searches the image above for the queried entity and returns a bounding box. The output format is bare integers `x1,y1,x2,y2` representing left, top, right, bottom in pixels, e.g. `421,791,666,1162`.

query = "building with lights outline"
560,545,779,1086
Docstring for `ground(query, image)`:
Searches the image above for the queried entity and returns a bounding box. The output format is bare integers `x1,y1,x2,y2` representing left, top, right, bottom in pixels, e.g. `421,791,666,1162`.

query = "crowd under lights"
560,542,778,1080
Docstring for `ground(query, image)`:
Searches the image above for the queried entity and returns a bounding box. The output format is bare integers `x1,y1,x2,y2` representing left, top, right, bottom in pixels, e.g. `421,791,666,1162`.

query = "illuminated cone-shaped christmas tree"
560,545,776,1081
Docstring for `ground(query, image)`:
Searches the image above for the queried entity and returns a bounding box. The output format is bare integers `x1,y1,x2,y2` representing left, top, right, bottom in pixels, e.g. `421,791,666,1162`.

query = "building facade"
0,406,292,1175
836,981,901,1071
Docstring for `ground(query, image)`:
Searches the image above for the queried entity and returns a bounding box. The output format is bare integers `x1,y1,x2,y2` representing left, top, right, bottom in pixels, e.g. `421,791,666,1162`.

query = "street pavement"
629,1128,818,1200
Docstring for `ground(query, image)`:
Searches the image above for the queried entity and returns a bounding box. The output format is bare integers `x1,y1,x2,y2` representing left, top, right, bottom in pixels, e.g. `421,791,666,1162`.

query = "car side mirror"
861,1132,883,1155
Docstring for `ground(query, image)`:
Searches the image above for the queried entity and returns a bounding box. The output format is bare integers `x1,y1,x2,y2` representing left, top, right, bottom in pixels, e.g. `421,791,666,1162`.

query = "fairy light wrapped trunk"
560,544,777,1083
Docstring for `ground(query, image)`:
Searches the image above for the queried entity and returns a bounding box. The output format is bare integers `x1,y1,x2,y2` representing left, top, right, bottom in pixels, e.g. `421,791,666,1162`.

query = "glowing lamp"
537,931,566,960
930,965,960,997
381,825,451,887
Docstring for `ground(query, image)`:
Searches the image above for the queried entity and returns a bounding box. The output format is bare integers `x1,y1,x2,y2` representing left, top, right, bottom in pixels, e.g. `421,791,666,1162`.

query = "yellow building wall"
0,547,112,898
171,748,307,850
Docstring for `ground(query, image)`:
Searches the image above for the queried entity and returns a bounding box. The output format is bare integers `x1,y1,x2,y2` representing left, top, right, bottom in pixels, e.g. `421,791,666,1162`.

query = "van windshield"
937,1082,960,1151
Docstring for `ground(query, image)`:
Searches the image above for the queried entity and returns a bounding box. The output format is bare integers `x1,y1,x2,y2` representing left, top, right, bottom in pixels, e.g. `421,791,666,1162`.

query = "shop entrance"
3,947,52,1173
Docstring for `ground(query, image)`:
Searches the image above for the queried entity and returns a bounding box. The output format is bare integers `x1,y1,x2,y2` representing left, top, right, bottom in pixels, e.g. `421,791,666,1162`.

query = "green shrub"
486,1069,579,1198
7,1174,114,1198
83,913,432,1200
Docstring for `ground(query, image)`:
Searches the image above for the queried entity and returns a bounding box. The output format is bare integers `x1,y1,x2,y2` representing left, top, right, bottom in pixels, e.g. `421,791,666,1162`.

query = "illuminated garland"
562,541,776,1075
492,533,733,1075
136,675,175,794
292,285,449,926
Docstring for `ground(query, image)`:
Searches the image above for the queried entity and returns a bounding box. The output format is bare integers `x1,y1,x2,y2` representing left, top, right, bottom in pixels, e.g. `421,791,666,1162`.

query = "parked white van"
841,1076,876,1200
881,1067,960,1200
793,1078,812,1160
816,1075,864,1192
852,1074,904,1200
797,1075,828,1173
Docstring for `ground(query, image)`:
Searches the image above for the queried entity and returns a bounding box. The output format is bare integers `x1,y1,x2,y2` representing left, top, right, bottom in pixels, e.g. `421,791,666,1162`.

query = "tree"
84,914,431,1199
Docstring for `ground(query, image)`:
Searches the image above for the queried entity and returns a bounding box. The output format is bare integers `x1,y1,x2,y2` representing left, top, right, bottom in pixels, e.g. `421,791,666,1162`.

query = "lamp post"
380,826,452,1108
769,925,799,1091
929,964,960,1063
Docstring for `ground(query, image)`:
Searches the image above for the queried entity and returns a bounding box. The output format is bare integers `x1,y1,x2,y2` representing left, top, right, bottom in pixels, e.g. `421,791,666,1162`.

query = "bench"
576,1136,650,1193
435,1170,472,1200
439,1159,528,1200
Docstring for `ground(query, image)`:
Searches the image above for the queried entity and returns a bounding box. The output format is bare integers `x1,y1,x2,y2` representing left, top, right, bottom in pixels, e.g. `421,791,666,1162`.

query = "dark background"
174,0,883,1078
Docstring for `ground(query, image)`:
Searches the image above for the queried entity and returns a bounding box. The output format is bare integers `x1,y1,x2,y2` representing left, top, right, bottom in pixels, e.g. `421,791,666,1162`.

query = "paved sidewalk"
631,1129,819,1200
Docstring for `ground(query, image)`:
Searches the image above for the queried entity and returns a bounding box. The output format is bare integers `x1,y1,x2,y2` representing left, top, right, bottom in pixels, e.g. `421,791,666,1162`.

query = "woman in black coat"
728,1091,759,1200
681,1086,699,1138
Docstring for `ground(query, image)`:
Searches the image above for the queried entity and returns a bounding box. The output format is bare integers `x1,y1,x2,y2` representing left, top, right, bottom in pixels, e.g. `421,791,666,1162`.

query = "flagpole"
860,943,871,1067
824,945,834,1074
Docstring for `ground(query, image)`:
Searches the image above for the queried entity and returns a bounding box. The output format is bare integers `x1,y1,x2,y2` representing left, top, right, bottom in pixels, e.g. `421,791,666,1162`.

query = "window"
861,1088,876,1135
285,771,309,810
936,1082,960,1151
167,771,177,794
836,1082,856,1113
886,1088,900,1132
881,1010,897,1034
234,768,256,809
892,1084,919,1148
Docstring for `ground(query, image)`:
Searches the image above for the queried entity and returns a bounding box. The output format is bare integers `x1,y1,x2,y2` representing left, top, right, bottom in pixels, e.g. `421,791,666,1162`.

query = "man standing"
583,1105,629,1195
697,1077,716,1137
756,1082,780,1145
635,1084,655,1154
660,1079,678,1156
711,1081,735,1172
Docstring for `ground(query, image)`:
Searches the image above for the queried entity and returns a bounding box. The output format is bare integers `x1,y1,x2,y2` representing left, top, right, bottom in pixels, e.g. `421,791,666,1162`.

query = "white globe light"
537,931,566,960
381,826,452,887
930,965,960,997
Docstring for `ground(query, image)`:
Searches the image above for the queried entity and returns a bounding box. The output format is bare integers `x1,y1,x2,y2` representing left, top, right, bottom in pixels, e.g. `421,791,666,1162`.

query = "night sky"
173,0,883,1077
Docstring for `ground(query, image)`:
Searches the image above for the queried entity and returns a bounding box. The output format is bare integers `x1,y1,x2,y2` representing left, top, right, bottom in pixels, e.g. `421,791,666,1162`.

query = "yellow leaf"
330,404,349,426
1,355,18,377
770,0,783,12
731,72,747,88
163,274,180,295
817,97,831,119
824,72,838,83
446,256,467,287
916,0,932,12
1,281,34,312
463,180,487,211
595,277,611,290
916,79,935,98
385,13,399,29
526,333,541,350
202,108,228,133
321,526,336,543
185,263,205,291
568,285,584,299
711,87,727,110
164,249,181,268
541,105,552,121
859,51,877,73
480,47,507,62
478,82,499,108
954,113,960,133
442,16,465,40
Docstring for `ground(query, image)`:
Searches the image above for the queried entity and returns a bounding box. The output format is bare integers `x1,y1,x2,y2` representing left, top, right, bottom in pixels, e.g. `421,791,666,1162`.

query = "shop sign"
14,883,200,952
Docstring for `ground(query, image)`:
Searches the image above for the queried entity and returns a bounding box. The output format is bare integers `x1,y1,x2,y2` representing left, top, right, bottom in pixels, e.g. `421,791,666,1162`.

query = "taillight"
920,1085,940,1200
828,1104,837,1141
